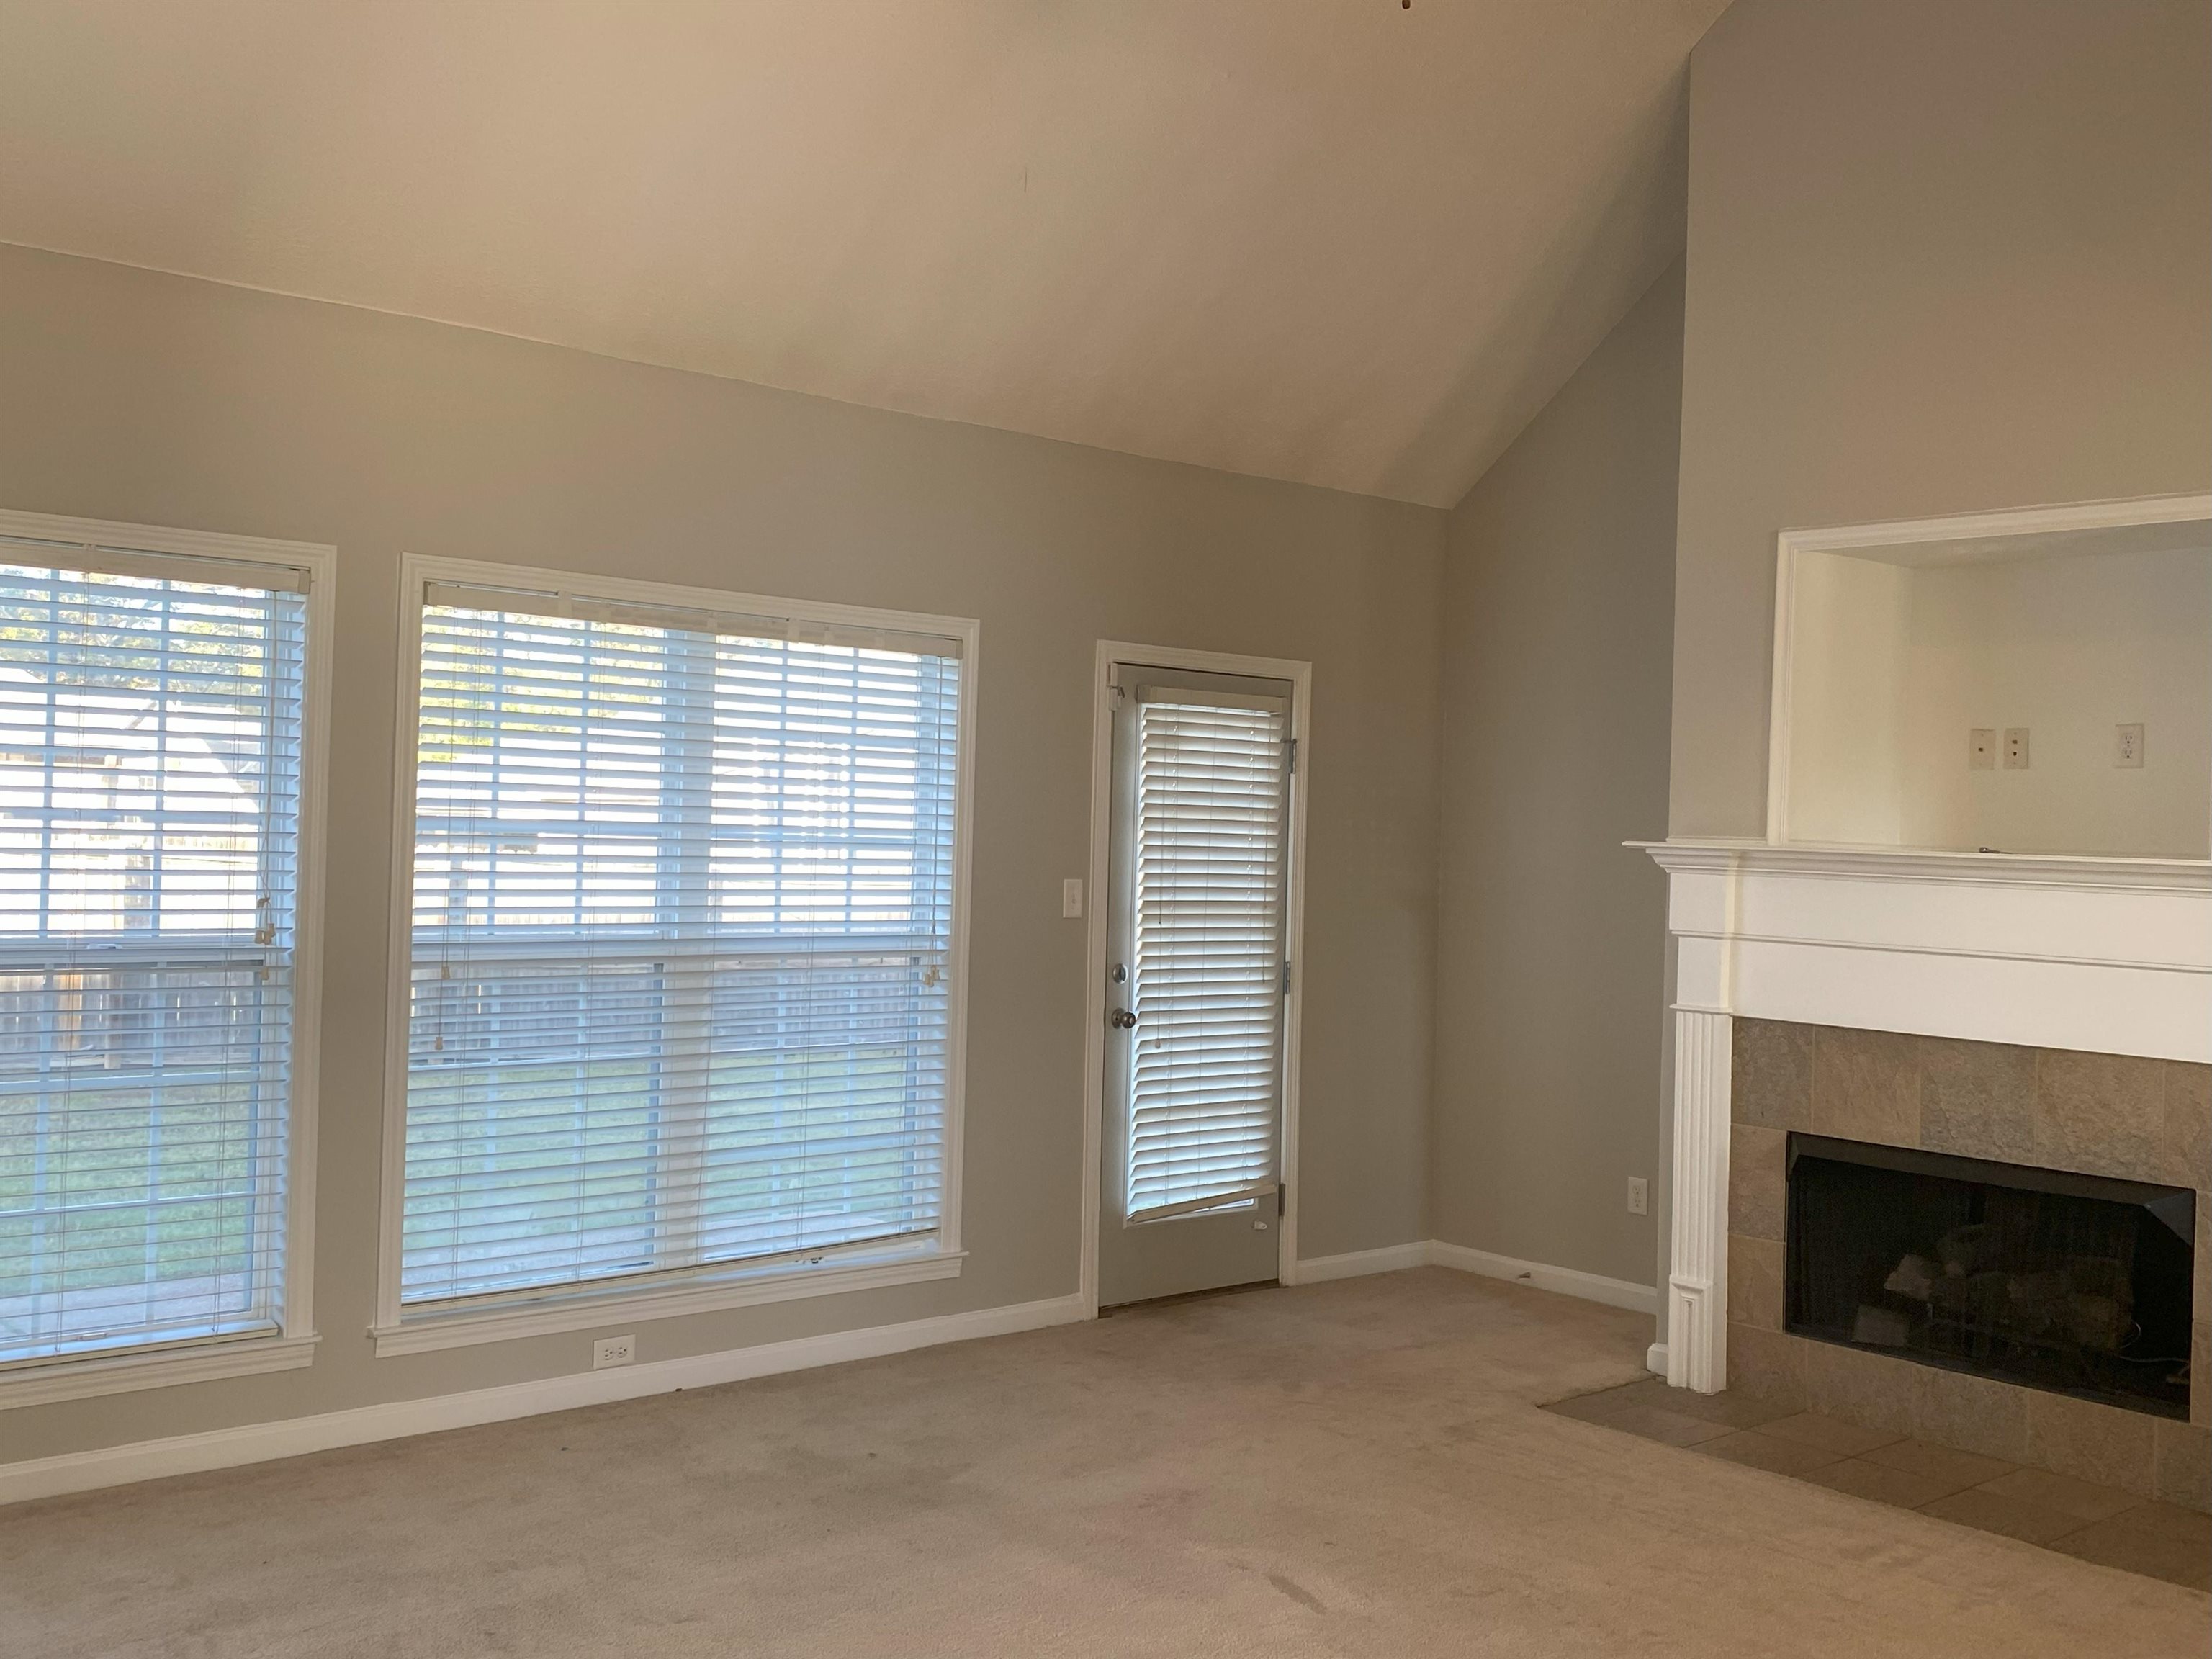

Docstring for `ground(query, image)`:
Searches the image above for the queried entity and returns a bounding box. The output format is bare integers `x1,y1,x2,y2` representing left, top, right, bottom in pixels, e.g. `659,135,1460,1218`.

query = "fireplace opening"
1785,1134,2195,1419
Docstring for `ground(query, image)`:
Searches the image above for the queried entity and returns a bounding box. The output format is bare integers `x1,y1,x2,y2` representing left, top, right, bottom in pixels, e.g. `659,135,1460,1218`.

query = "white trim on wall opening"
1079,640,1313,1316
0,508,335,1409
372,554,980,1357
1763,493,2212,847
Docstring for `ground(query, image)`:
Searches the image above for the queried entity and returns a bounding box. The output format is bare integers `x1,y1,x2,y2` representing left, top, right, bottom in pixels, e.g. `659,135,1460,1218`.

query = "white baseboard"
1426,1241,1660,1316
1292,1240,1659,1318
1287,1241,1431,1282
1,1292,1087,1506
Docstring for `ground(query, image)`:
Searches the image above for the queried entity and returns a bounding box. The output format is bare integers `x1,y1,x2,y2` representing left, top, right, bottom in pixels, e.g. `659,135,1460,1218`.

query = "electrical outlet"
1627,1176,1648,1217
1968,728,1995,770
2115,723,2144,768
593,1334,636,1370
1061,878,1084,918
2002,727,2030,770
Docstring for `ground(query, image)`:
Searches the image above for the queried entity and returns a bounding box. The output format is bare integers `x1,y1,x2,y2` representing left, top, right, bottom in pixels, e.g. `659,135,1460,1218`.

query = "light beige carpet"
2,1267,2203,1656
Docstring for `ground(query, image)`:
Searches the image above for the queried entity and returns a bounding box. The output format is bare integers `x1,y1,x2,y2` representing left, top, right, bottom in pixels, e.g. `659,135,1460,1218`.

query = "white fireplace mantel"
1635,837,2212,1393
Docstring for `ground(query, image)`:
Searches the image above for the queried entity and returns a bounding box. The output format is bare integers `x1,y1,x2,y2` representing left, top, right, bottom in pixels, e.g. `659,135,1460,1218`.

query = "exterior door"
1097,661,1294,1307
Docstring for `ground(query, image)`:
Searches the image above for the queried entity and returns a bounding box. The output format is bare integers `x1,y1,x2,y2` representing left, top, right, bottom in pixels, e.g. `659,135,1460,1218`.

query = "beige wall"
1670,0,2212,837
1431,262,1682,1288
0,244,1442,1465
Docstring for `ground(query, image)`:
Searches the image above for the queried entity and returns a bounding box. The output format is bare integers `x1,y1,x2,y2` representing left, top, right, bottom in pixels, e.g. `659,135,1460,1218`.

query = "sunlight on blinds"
400,591,962,1308
0,546,305,1362
1124,696,1287,1223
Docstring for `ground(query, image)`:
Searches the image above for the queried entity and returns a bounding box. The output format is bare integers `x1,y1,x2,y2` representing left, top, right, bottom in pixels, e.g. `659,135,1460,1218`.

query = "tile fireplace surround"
1640,841,2211,1514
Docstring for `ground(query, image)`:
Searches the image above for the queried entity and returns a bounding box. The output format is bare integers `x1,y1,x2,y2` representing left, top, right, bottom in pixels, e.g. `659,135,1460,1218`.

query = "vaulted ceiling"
0,1,1725,508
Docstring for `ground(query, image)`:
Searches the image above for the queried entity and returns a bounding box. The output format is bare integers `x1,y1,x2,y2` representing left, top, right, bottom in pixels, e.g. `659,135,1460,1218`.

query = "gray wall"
1671,0,2212,837
1431,262,1683,1289
0,244,1442,1464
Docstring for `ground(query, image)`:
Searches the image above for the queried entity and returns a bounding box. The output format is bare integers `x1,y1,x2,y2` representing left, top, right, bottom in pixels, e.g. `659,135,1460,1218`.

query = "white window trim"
0,509,335,1410
373,554,979,1354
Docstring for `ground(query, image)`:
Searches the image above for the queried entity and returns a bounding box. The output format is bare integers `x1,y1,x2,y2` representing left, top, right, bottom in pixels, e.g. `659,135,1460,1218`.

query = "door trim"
1079,640,1313,1316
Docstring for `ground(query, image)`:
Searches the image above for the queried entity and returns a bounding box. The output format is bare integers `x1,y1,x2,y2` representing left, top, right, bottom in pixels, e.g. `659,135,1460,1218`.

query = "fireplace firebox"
1786,1134,2195,1419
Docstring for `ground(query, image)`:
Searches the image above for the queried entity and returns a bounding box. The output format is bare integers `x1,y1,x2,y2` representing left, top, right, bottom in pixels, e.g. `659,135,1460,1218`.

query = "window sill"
0,1331,320,1410
371,1247,966,1358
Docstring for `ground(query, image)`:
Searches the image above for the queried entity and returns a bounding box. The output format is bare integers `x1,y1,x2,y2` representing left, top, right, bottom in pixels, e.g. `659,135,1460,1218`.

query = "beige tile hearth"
1697,1429,1845,1476
1858,1437,2015,1493
1725,1233,1784,1331
1725,1021,2209,1509
1547,1382,2211,1592
2156,1421,2212,1511
1917,1363,2032,1463
1802,1457,1956,1509
2026,1388,2158,1501
1757,1411,1900,1457
1725,1320,1809,1411
2046,1501,2212,1588
1920,1485,2092,1547
1978,1467,2143,1524
1805,1336,1927,1438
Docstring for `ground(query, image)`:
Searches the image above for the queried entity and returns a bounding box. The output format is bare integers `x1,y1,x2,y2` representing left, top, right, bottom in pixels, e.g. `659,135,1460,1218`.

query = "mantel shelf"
1629,838,2212,894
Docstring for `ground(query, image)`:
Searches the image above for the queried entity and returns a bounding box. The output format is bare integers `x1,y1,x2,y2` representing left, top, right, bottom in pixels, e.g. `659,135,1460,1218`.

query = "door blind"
400,590,962,1310
0,544,306,1363
1124,693,1287,1223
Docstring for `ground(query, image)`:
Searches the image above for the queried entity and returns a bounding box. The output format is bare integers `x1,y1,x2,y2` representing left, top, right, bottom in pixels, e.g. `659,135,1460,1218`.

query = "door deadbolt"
1108,1007,1138,1030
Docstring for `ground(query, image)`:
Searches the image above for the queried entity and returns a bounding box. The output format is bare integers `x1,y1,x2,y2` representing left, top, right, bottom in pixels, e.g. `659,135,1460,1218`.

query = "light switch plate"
1061,878,1084,918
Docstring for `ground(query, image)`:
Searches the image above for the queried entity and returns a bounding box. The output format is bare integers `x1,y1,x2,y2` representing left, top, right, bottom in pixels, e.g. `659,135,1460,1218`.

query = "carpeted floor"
2,1267,2203,1656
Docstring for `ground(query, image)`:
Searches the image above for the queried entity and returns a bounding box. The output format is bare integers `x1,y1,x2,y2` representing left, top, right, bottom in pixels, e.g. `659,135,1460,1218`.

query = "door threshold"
1097,1279,1283,1316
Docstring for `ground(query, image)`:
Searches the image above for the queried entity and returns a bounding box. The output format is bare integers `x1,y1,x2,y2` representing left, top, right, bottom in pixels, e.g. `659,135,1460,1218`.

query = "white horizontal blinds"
402,588,961,1308
1125,692,1287,1223
0,541,305,1362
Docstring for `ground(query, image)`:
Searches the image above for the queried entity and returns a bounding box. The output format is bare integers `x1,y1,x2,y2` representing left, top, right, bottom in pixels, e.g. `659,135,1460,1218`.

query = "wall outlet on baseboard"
593,1334,637,1370
1626,1177,1648,1217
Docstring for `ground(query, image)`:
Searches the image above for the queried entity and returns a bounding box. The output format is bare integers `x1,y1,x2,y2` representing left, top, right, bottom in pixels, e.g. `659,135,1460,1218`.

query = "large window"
390,566,970,1330
0,526,315,1375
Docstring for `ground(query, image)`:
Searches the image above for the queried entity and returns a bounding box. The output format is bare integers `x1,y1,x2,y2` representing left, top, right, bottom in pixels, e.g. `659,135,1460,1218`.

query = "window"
1122,692,1290,1222
386,564,971,1339
0,519,321,1386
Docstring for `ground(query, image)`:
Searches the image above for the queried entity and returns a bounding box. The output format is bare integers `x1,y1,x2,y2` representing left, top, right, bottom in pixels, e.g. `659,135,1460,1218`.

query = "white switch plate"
2115,723,2144,768
1968,728,1995,770
1627,1176,1648,1217
2002,728,2030,770
593,1334,636,1370
1061,878,1084,918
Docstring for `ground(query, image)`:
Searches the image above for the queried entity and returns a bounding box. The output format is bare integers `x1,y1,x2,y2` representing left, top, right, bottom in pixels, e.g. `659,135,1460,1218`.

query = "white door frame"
1078,639,1313,1316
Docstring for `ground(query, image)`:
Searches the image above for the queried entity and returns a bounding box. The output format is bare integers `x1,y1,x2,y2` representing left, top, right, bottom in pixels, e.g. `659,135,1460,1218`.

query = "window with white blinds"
0,541,307,1364
1124,692,1289,1222
397,577,965,1313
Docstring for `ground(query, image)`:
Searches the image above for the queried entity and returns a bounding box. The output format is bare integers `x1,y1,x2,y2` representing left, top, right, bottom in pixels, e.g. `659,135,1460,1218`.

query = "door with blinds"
1097,662,1292,1308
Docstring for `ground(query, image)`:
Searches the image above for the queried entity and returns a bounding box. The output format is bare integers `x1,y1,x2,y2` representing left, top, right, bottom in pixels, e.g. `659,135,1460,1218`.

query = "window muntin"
0,549,307,1364
398,588,963,1311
